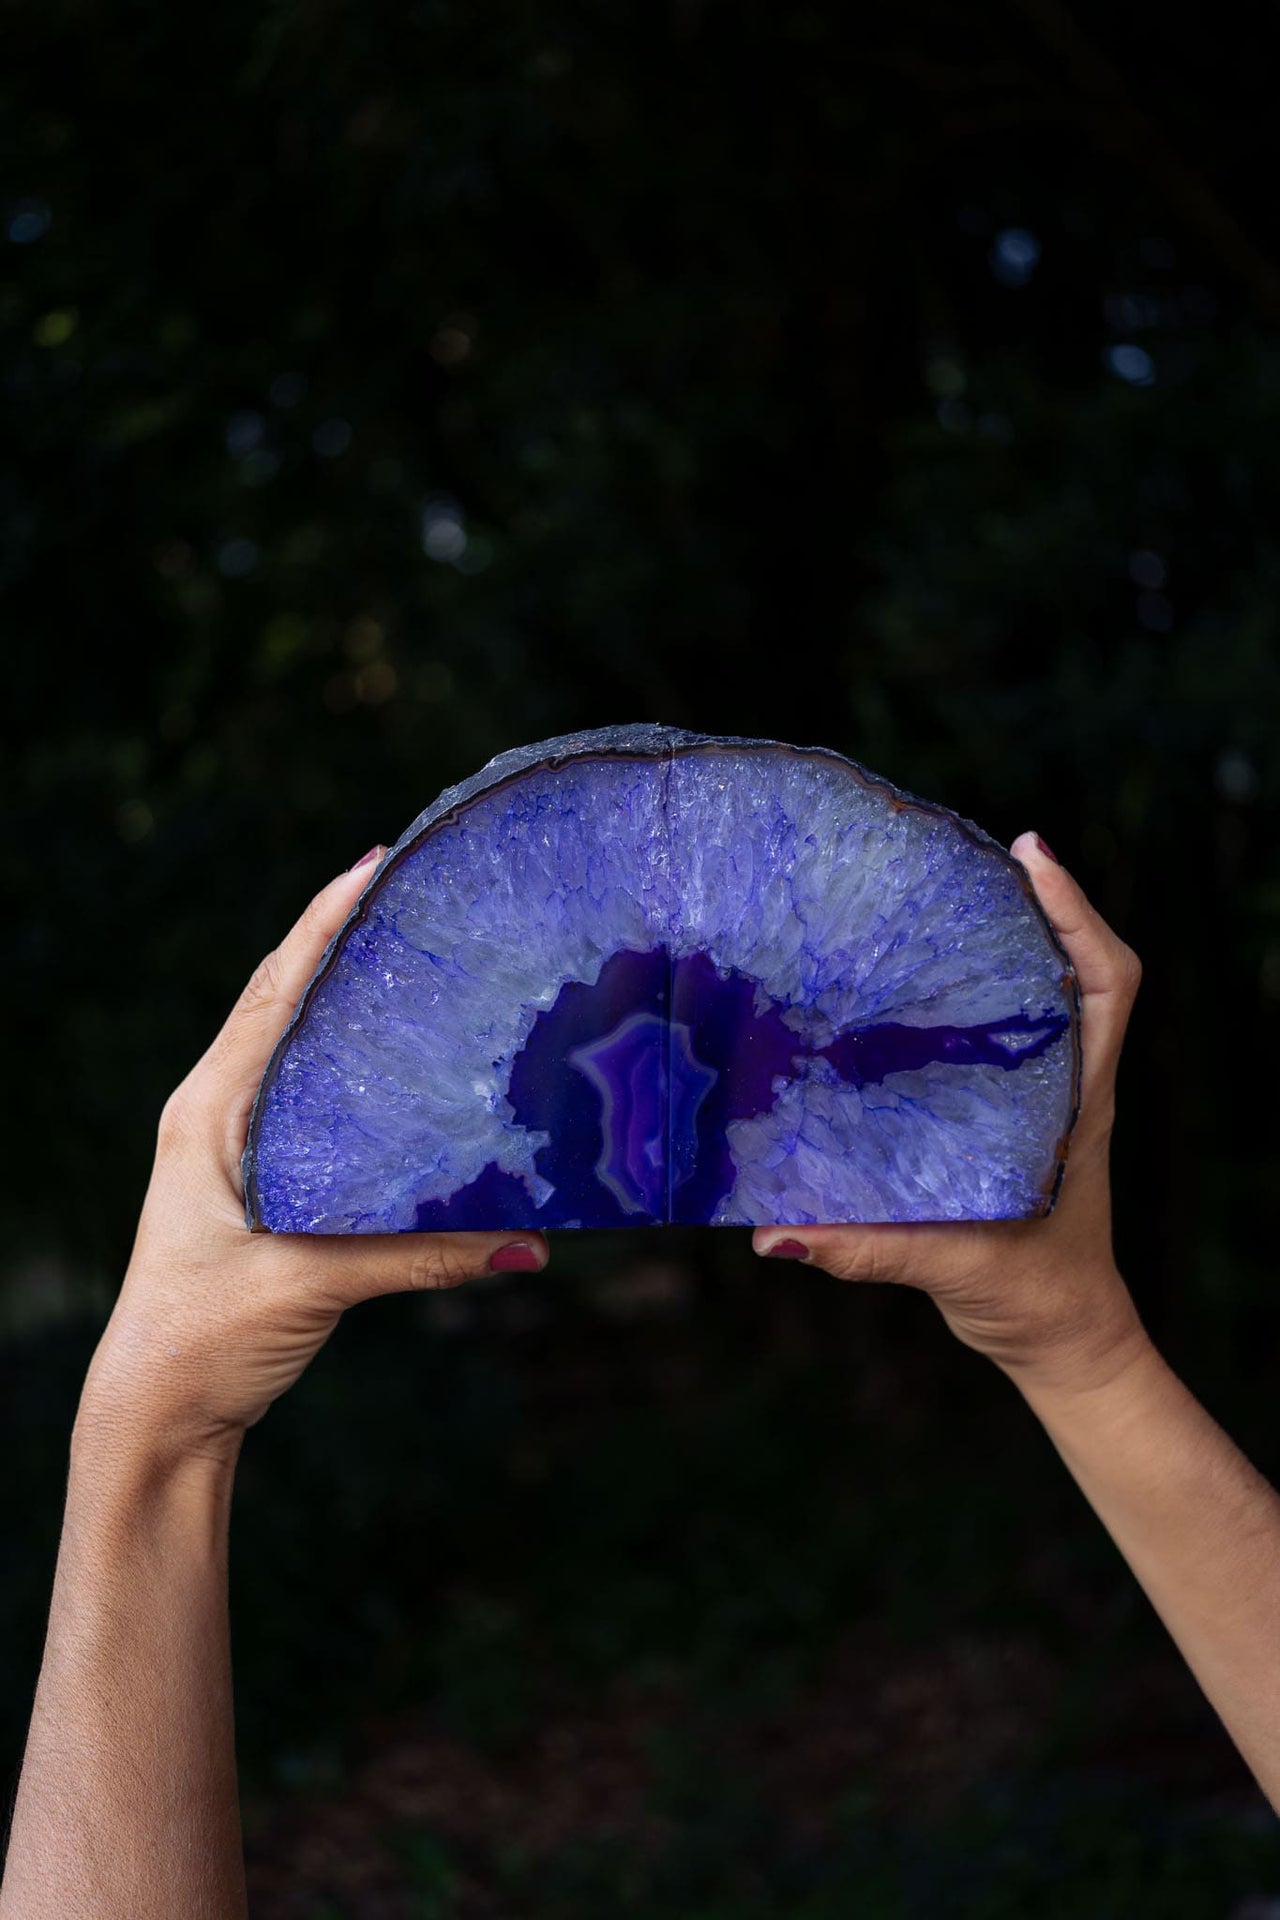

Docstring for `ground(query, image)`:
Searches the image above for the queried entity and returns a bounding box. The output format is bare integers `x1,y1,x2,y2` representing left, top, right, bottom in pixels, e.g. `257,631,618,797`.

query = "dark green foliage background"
3,0,1279,1906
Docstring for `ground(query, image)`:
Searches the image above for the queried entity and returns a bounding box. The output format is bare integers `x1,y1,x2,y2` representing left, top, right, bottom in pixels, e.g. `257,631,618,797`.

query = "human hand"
77,848,550,1469
754,833,1148,1394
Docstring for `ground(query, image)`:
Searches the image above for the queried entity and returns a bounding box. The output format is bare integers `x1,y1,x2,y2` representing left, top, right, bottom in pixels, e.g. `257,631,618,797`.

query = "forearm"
1011,1327,1280,1814
1,1417,247,1920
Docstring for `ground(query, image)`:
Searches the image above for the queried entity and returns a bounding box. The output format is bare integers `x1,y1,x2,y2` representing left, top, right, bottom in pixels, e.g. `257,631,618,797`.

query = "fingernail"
349,845,383,872
761,1238,810,1260
489,1242,543,1273
1033,834,1059,865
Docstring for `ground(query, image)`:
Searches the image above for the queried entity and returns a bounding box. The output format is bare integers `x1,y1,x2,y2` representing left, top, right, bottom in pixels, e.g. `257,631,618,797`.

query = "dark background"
4,1,1280,1911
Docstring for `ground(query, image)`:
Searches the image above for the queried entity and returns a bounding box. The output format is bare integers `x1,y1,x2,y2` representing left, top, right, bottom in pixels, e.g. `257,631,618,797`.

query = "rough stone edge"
242,724,1082,1229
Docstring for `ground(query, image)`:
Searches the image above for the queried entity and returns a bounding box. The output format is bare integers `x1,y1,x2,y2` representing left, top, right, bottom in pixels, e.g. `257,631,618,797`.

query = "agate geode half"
243,725,1081,1232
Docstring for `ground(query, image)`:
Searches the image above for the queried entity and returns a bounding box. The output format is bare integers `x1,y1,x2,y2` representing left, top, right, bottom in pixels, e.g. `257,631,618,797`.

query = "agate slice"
243,725,1081,1232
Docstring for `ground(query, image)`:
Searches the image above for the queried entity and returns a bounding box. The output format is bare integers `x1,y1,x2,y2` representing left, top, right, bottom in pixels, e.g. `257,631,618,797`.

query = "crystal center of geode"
485,944,1071,1228
568,1011,717,1217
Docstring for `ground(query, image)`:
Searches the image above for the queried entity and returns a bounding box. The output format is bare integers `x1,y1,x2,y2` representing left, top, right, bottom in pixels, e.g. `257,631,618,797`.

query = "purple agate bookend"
242,726,1081,1232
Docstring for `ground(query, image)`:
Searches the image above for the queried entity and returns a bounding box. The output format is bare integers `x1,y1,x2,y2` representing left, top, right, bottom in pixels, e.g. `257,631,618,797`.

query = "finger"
752,1221,928,1286
200,845,387,1094
1009,832,1142,1008
1010,832,1142,1118
750,842,1138,1269
751,1217,1006,1290
293,1227,551,1307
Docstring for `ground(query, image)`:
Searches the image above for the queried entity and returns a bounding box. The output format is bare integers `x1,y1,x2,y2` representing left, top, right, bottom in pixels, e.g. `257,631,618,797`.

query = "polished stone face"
243,727,1080,1231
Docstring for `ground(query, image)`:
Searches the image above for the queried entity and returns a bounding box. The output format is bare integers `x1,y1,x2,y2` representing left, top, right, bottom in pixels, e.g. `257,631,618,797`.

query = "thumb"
1009,829,1142,1127
203,844,390,1102
752,1221,968,1290
300,1227,550,1306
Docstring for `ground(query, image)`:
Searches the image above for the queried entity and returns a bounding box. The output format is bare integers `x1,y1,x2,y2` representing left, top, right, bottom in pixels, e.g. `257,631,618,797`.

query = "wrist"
76,1297,251,1481
1009,1330,1195,1515
1000,1308,1161,1411
70,1387,244,1505
970,1263,1153,1400
54,1411,239,1601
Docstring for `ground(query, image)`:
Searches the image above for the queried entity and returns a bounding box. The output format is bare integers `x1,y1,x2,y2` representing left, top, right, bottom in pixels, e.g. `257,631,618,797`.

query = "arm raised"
1,848,550,1919
755,833,1280,1815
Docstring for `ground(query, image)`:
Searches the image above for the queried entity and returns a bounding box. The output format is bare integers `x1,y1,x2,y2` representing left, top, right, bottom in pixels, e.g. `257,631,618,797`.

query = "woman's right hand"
753,832,1149,1395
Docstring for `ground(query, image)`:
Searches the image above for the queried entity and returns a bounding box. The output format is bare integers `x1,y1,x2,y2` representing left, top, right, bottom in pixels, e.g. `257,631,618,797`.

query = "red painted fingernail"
349,845,382,872
1033,835,1059,865
762,1238,810,1260
489,1243,543,1273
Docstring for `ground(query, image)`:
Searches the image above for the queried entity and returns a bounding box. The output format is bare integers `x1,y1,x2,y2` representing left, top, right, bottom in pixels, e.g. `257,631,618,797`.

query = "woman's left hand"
77,847,550,1469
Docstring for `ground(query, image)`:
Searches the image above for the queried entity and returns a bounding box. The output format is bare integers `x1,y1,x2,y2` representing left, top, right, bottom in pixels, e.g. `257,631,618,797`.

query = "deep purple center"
412,946,1067,1230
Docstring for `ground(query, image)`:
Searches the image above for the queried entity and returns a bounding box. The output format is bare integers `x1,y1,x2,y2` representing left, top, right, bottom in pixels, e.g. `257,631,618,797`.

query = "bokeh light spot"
32,308,77,348
1216,749,1259,803
430,317,475,366
226,411,265,456
8,197,52,244
354,661,398,703
1105,343,1155,386
312,418,353,457
218,537,260,578
422,497,468,562
116,799,154,844
989,228,1040,288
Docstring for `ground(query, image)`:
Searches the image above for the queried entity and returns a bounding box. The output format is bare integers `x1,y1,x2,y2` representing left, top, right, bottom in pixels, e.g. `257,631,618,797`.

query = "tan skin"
752,829,1147,1391
3,834,1278,1917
